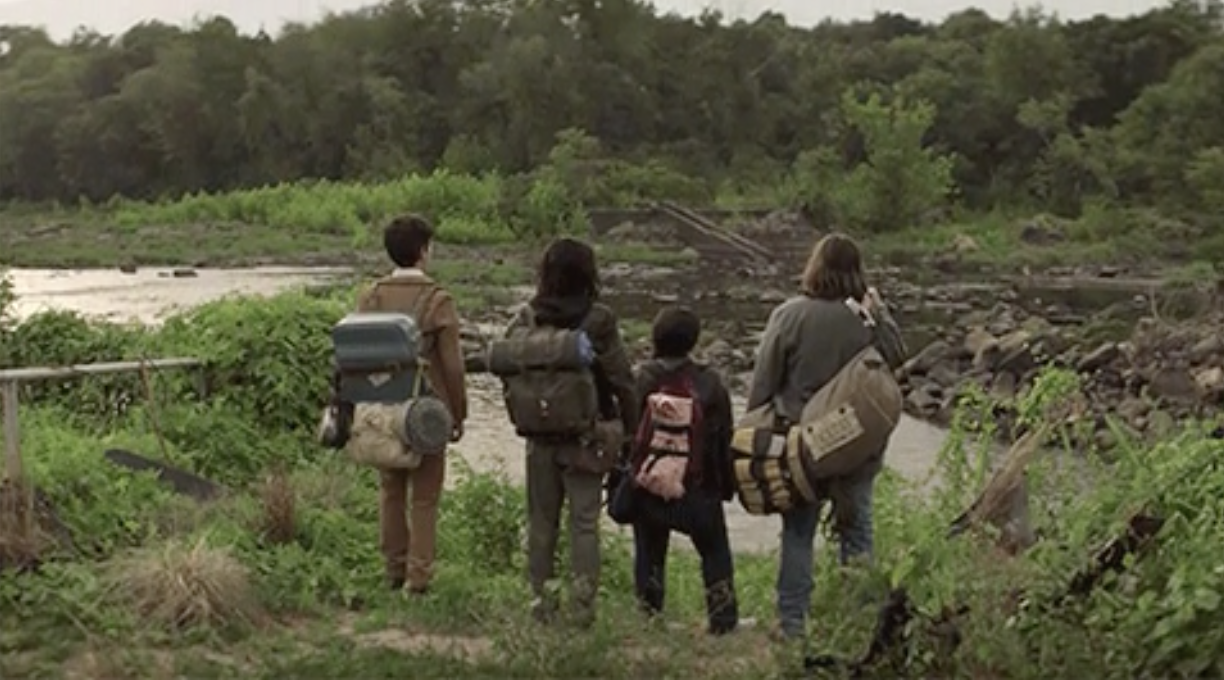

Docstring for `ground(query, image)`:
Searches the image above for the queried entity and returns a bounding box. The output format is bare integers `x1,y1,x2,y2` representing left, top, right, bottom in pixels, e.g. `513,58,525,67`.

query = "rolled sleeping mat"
487,328,594,376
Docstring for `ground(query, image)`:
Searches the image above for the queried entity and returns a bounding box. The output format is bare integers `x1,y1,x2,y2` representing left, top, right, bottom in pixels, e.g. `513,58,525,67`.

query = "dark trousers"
631,500,738,635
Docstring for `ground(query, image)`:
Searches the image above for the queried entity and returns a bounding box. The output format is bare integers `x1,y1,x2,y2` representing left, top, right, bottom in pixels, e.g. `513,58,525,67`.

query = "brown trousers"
379,452,445,589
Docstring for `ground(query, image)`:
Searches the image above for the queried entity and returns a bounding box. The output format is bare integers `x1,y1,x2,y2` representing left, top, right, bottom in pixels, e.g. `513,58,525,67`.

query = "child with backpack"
487,238,639,628
623,306,739,635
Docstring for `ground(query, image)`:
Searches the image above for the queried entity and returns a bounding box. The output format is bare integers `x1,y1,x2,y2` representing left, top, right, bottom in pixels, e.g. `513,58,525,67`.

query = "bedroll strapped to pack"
730,425,818,516
486,309,600,439
345,395,451,470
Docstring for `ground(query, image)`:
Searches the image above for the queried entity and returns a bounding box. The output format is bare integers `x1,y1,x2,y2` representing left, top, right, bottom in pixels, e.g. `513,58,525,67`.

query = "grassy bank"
2,279,1223,677
2,171,1219,273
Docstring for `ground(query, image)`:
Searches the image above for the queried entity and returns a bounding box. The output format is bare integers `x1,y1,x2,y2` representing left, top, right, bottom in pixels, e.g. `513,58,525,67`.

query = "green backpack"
487,309,600,439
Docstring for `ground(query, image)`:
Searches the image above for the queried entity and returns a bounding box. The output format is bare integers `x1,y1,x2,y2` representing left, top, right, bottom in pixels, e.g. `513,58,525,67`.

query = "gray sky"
0,0,1168,41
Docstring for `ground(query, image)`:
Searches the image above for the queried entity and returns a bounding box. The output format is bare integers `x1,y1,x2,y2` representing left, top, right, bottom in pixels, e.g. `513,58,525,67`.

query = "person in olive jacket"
505,237,639,628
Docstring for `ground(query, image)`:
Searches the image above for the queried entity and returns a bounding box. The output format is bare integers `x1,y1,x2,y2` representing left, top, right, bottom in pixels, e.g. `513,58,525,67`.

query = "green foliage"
0,2,1221,227
20,408,181,559
439,457,526,577
833,90,956,232
1185,146,1224,214
109,171,517,246
0,269,13,365
153,291,343,434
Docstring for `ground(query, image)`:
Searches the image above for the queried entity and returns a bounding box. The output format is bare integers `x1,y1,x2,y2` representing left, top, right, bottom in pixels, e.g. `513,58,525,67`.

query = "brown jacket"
356,269,468,424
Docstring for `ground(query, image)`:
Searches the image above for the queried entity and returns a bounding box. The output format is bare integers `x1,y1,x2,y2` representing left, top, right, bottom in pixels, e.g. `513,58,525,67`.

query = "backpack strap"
410,285,441,398
367,278,439,398
844,297,877,327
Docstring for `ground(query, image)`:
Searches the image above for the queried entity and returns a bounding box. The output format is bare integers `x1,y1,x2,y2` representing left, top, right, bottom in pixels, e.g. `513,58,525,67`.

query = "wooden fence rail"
0,357,202,482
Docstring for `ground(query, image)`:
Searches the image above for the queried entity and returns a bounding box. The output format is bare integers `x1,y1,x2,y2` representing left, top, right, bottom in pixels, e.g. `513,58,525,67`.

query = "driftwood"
947,427,1046,554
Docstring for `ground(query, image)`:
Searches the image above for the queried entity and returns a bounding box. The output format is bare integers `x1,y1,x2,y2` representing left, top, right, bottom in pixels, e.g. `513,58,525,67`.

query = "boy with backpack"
624,306,739,635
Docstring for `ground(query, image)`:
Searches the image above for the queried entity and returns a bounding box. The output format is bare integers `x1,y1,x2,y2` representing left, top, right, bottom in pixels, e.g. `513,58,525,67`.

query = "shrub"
103,537,263,631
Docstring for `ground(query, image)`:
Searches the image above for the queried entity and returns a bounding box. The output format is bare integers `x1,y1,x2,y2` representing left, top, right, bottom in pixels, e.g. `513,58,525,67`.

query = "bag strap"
368,278,438,398
410,284,438,326
844,297,877,328
411,285,440,397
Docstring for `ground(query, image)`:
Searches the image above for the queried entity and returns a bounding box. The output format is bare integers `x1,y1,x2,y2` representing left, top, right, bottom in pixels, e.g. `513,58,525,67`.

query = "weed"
257,466,297,546
103,536,263,631
0,480,62,571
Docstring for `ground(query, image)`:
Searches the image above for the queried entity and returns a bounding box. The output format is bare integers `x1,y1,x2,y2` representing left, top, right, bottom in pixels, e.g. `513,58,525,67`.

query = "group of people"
343,213,906,640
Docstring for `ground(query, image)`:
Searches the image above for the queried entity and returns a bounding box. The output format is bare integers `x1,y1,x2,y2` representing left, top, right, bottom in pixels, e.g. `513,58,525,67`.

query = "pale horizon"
0,0,1171,41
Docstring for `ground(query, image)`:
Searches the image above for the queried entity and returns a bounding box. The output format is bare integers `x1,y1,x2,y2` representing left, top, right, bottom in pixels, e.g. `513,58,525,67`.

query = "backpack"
487,307,600,439
330,282,454,469
631,368,704,500
731,424,817,515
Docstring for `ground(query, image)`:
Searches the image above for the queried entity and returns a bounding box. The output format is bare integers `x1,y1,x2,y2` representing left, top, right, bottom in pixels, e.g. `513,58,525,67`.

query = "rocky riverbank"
460,258,1222,452
898,301,1224,449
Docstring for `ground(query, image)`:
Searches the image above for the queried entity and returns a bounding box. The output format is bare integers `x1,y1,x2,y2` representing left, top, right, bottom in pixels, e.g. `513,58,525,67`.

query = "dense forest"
0,0,1222,227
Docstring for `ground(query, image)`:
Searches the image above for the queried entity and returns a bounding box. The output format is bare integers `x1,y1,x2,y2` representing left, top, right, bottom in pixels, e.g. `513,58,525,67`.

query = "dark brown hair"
383,214,434,268
800,232,868,301
651,306,701,359
536,237,600,301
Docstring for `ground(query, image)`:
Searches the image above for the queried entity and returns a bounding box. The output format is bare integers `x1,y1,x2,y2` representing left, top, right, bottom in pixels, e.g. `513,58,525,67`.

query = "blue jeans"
776,462,879,638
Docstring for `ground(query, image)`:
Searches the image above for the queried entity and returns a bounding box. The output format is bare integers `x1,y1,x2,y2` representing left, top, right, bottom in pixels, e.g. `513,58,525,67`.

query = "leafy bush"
153,291,344,435
108,171,517,245
20,408,180,559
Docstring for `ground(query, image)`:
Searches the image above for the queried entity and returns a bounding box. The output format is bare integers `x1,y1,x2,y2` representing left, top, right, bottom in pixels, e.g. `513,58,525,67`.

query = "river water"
7,266,951,554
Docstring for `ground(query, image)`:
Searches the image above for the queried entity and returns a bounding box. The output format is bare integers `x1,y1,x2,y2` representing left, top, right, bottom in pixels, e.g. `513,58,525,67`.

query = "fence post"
2,380,19,482
0,358,201,484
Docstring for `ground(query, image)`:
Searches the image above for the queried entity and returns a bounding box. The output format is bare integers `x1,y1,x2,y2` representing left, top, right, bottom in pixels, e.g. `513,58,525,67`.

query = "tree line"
0,0,1222,227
